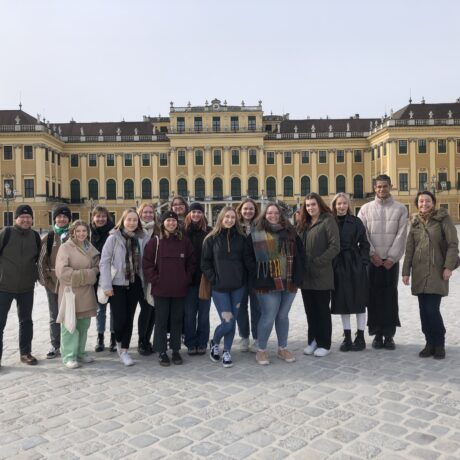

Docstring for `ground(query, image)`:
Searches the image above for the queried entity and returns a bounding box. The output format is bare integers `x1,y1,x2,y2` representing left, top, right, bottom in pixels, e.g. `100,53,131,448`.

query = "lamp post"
3,183,17,226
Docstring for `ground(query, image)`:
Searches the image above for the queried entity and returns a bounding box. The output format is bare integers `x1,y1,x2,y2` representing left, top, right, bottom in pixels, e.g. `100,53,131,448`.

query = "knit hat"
189,202,204,213
52,205,72,222
161,210,179,224
15,204,33,219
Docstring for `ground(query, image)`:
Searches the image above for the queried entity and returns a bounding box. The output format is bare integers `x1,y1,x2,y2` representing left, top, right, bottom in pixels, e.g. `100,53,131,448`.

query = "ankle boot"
109,333,117,353
340,330,353,352
95,333,105,352
352,330,366,351
433,346,445,360
419,343,434,358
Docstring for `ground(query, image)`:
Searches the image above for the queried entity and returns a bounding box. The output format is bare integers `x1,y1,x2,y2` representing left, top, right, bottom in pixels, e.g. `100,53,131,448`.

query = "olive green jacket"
299,213,340,290
402,208,459,296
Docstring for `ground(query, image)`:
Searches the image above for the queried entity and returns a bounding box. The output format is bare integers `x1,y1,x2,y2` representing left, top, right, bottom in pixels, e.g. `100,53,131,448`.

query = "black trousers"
0,290,34,361
138,296,155,345
367,263,400,337
110,276,142,349
153,296,184,354
301,289,332,350
418,294,445,347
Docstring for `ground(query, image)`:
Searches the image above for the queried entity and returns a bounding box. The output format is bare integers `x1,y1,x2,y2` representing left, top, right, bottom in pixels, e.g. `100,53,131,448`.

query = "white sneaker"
239,338,249,352
78,354,94,364
65,360,80,369
314,347,330,357
303,340,317,355
249,340,258,353
119,351,134,366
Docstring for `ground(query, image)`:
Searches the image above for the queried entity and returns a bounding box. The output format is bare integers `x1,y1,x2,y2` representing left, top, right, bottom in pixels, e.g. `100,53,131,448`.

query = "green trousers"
61,317,91,363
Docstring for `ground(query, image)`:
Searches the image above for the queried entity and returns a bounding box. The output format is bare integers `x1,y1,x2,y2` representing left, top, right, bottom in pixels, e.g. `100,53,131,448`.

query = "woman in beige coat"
56,220,100,369
402,191,459,360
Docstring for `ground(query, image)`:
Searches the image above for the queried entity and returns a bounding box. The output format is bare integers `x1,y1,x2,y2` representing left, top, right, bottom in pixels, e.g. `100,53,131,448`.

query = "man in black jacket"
0,205,40,367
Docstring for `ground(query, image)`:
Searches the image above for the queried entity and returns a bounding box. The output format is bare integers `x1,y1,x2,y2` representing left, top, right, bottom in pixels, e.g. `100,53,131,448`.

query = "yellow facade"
1,98,460,227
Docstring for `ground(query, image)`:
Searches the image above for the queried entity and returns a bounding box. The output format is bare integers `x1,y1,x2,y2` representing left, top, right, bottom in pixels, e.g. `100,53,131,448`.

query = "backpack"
0,226,42,259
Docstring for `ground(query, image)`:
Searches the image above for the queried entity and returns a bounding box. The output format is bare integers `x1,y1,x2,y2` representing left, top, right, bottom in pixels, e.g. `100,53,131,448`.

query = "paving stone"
406,431,437,445
407,447,441,460
129,434,158,448
190,441,220,456
278,436,309,452
159,435,192,451
345,441,382,459
222,442,257,459
309,438,342,455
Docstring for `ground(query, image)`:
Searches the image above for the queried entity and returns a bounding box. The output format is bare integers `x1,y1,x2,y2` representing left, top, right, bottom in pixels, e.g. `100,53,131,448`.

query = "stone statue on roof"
311,124,315,133
80,127,84,136
409,111,414,119
99,128,103,136
134,127,138,135
346,123,350,132
116,128,121,136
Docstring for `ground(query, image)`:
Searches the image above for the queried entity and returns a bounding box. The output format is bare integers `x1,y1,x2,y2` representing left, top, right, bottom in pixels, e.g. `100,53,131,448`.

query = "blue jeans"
96,302,113,333
184,285,211,349
236,284,260,340
418,294,445,346
212,286,245,352
257,291,297,350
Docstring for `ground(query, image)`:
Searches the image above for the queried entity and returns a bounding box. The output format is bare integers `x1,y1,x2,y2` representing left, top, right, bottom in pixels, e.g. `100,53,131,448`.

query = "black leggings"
110,276,142,349
301,289,332,350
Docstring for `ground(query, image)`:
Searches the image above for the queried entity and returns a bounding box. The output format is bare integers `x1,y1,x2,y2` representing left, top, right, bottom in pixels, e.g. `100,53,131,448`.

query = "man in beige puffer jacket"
358,175,408,350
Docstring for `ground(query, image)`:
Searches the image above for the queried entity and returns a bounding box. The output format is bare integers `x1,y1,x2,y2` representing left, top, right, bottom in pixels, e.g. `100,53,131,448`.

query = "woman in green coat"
402,191,459,360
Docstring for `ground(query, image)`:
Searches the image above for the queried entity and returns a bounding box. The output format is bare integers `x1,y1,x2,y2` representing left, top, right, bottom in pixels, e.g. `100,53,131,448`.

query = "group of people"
0,174,458,370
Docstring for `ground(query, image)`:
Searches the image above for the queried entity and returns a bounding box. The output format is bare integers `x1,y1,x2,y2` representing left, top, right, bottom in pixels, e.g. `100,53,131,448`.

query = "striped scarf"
252,226,295,292
121,230,140,284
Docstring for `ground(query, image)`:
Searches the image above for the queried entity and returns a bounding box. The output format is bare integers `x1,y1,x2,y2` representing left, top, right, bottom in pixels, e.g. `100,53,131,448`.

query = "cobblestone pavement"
1,266,460,459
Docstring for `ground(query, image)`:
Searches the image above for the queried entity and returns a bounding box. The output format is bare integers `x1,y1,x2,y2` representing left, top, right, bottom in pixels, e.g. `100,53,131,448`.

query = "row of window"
67,174,366,203
396,139,460,155
2,146,61,164
398,171,459,192
176,116,257,133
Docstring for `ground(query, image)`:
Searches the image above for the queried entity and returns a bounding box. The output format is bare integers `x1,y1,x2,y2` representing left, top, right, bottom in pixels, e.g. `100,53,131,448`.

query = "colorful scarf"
121,230,140,283
252,225,295,292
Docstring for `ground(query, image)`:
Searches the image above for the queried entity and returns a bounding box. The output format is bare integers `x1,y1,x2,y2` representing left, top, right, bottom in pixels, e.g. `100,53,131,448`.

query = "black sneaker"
383,336,396,350
172,351,183,365
46,346,60,359
109,333,117,353
372,334,384,349
95,333,104,352
222,350,233,368
210,340,220,363
187,347,197,356
138,341,152,356
159,352,170,367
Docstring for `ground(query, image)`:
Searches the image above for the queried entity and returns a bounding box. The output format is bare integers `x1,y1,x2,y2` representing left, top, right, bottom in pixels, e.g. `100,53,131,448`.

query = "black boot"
138,340,152,356
340,330,353,352
419,343,434,358
433,346,445,360
95,333,105,352
352,330,366,351
372,334,384,349
109,333,117,353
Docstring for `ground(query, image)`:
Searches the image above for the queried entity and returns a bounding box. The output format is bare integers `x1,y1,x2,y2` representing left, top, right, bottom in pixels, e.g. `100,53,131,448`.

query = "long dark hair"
297,193,332,231
256,202,296,237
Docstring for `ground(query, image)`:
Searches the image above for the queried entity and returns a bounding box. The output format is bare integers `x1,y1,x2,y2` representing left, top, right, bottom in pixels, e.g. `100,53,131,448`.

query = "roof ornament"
370,121,373,130
187,101,191,108
447,110,452,119
80,127,84,136
205,100,209,106
134,127,138,135
311,124,316,133
346,122,350,132
421,96,425,104
37,114,41,122
58,126,62,135
294,125,298,133
224,100,227,106
99,128,103,136
14,115,20,125
258,100,262,107
170,101,174,108
428,110,433,119
116,127,121,136
241,100,245,107
277,124,281,133
409,110,414,119
328,124,333,132
389,108,393,119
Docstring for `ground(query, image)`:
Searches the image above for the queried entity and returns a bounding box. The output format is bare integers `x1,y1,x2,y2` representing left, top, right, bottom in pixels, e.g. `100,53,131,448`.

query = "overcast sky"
1,0,459,123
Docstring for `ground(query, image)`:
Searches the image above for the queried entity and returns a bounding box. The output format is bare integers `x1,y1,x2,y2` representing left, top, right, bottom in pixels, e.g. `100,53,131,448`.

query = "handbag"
198,274,211,300
97,241,118,304
56,286,76,333
145,236,159,306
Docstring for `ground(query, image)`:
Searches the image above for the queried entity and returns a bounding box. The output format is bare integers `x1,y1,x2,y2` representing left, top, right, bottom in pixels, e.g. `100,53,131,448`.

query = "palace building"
1,97,460,227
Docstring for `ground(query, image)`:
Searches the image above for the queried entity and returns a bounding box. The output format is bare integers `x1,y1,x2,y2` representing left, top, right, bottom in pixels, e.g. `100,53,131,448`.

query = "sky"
1,0,459,123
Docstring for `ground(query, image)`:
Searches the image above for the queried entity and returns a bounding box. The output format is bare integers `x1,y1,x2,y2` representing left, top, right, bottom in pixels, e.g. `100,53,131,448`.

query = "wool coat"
55,239,100,319
299,213,340,291
402,208,459,296
331,215,370,314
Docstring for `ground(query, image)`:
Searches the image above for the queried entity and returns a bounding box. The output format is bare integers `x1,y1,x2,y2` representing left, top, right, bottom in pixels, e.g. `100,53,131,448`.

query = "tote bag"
56,286,76,333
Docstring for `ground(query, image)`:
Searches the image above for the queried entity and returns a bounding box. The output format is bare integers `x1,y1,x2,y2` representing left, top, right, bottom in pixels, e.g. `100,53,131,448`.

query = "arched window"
336,175,346,193
177,178,188,197
354,174,364,198
283,176,293,197
159,178,169,200
248,177,258,199
213,177,223,200
301,176,310,196
231,177,241,200
266,177,276,199
318,175,328,196
141,179,152,199
106,179,116,200
124,179,134,200
195,178,205,200
88,179,98,200
70,179,80,203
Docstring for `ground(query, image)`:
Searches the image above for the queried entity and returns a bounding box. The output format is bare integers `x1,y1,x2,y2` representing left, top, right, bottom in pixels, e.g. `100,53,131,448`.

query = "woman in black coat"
331,193,370,352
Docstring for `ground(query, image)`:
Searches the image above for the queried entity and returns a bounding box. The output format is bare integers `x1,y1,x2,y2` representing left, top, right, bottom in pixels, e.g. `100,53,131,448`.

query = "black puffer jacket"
90,221,115,253
185,223,212,286
201,227,254,292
